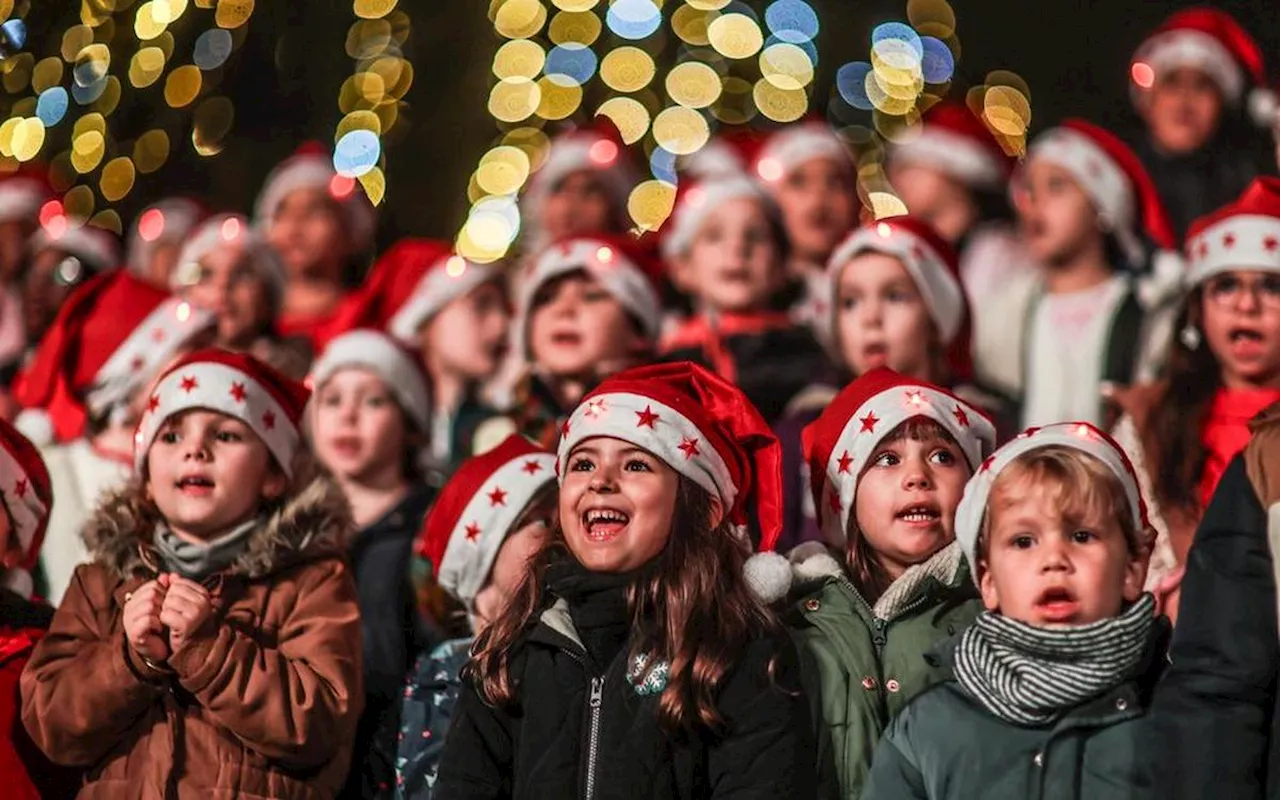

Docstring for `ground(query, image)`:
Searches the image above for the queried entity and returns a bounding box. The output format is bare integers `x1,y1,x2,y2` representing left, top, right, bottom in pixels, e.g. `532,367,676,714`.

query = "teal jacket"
864,620,1170,800
785,542,982,800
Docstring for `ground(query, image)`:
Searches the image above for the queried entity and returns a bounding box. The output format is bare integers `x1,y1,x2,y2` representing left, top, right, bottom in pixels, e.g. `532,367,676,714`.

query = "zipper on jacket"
583,675,605,800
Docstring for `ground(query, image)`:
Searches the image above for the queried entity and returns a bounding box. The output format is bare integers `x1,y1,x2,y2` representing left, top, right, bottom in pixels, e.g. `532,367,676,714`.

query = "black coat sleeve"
1150,456,1277,799
433,682,514,800
706,634,818,799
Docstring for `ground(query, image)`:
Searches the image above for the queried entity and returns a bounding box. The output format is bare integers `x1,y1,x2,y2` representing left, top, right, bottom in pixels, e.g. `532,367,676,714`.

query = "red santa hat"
171,213,287,312
753,120,853,185
31,216,121,274
556,361,791,601
519,234,663,350
308,329,431,434
0,420,52,580
254,142,377,253
1025,119,1177,266
679,129,766,181
522,121,638,242
658,174,784,261
1131,8,1276,127
127,197,205,278
1184,176,1280,287
13,271,216,444
415,434,556,607
802,368,997,548
134,349,311,477
889,102,1014,190
0,170,50,225
953,421,1148,574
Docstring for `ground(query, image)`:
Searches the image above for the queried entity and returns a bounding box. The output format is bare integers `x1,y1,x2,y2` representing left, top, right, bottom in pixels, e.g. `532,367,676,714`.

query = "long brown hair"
1143,289,1222,515
468,476,779,737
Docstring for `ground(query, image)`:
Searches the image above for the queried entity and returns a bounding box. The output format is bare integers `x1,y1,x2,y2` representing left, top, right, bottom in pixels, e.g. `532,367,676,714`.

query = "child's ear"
262,469,288,503
1122,546,1149,604
977,560,1001,612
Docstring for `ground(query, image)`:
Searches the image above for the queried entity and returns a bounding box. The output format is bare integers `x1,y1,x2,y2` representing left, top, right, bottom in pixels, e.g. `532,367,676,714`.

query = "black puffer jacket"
433,598,817,799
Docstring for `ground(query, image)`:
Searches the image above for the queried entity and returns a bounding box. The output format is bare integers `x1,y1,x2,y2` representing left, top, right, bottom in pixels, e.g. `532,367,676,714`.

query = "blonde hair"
978,445,1140,560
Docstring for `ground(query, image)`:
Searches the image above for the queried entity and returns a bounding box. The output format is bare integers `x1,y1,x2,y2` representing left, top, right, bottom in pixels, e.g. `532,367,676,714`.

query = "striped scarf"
954,594,1156,727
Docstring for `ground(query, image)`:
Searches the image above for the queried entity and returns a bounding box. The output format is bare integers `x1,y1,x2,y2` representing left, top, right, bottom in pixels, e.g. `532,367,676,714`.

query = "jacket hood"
788,539,969,620
83,472,354,581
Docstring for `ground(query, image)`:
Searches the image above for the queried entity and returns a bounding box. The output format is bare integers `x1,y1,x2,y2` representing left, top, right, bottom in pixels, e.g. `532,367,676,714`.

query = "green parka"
785,541,981,800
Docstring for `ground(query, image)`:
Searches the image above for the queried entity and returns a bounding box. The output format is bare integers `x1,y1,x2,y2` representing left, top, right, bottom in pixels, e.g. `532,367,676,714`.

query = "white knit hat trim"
0,443,47,561
755,123,851,182
890,127,1005,189
522,238,660,341
827,223,966,344
819,385,995,546
86,298,216,417
135,361,299,477
953,422,1145,575
1030,127,1142,265
556,391,737,514
171,214,287,311
387,255,502,345
308,329,431,434
1136,29,1244,103
1184,214,1280,287
254,153,375,250
437,451,556,606
660,176,772,260
32,224,119,272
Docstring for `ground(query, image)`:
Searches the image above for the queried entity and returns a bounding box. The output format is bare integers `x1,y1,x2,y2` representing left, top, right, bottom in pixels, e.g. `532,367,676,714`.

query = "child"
886,101,1028,305
255,144,376,344
23,214,120,346
172,212,312,379
660,175,829,423
520,122,638,254
0,172,49,385
501,234,662,449
326,238,511,476
396,433,556,798
788,367,996,798
864,422,1162,799
126,197,204,288
21,349,363,796
974,120,1178,428
1129,8,1269,239
308,328,435,797
12,271,215,604
435,361,815,798
1112,176,1280,622
0,420,79,799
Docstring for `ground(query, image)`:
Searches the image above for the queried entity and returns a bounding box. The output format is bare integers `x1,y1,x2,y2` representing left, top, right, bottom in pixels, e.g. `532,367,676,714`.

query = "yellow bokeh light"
488,77,541,123
665,61,721,109
93,76,122,116
493,39,545,80
627,179,677,231
48,152,74,192
354,0,398,20
596,97,650,144
0,0,14,23
0,119,19,158
74,113,106,139
75,43,111,81
707,13,763,60
90,210,123,236
494,0,547,39
153,0,190,24
463,211,516,253
672,6,710,46
358,166,386,205
874,107,923,142
71,130,106,173
129,46,166,87
64,185,95,219
134,3,168,40
61,26,93,63
501,126,551,171
346,20,392,60
753,79,808,122
551,0,597,10
711,75,756,124
868,191,910,219
32,58,64,94
983,86,1031,137
164,65,203,107
193,96,235,143
100,157,136,202
374,57,414,99
760,43,814,91
467,172,487,205
215,0,255,29
600,47,655,93
454,225,503,264
2,53,32,94
907,0,956,39
535,76,582,120
549,10,601,45
476,145,532,195
81,1,112,28
10,119,44,163
10,97,33,119
133,129,171,174
652,106,710,155
337,109,382,140
865,71,918,115
687,0,730,9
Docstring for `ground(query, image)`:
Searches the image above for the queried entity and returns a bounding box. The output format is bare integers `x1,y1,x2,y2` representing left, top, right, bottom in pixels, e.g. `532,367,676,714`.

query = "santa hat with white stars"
953,421,1148,575
0,419,53,598
1184,176,1280,288
415,433,557,607
802,367,997,548
556,361,793,602
134,349,311,477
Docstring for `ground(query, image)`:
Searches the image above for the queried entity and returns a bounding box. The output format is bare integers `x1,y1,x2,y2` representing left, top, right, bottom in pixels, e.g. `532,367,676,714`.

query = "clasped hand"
122,574,214,664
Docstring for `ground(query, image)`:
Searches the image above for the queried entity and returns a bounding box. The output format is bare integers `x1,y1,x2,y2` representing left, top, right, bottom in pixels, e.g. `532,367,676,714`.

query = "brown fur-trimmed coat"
20,475,364,799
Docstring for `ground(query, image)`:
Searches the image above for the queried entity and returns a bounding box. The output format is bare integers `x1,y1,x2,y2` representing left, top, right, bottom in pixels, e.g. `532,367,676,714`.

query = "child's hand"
159,576,214,653
123,578,170,662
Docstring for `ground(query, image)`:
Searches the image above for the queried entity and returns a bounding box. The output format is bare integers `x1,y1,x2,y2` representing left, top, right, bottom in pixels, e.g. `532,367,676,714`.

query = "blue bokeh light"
765,0,819,45
920,37,955,84
194,29,234,71
606,0,662,41
333,129,382,178
836,62,874,111
649,146,677,184
871,22,923,58
35,87,68,126
545,43,598,86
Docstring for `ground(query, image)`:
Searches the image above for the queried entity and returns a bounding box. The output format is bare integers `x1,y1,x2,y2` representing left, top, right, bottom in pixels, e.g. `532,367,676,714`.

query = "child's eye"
159,429,179,444
839,294,859,311
320,394,341,408
582,288,611,303
365,395,390,408
624,459,651,472
215,429,242,443
928,449,956,465
569,457,593,472
886,287,916,303
1071,529,1096,544
871,451,899,467
1011,534,1035,549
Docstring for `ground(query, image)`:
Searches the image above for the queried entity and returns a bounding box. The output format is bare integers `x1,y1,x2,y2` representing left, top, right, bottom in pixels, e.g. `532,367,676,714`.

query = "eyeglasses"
1202,273,1280,310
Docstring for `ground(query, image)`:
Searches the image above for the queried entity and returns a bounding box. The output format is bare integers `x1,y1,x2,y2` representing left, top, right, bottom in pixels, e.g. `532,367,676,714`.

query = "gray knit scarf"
153,517,261,581
953,593,1156,727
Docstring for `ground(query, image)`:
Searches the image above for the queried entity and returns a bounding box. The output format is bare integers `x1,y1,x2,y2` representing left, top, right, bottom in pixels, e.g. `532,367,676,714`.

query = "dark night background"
19,1,1280,256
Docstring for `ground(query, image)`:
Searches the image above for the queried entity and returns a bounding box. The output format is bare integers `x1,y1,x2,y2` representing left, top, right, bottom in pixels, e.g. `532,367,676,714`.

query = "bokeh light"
666,61,721,109
652,106,710,155
334,129,381,177
596,96,650,144
489,77,541,122
545,42,597,86
535,75,582,119
760,42,814,91
753,78,807,122
548,10,601,45
765,0,819,44
708,13,764,59
628,179,676,231
494,0,547,39
605,0,662,41
164,65,203,107
600,46,655,92
493,39,546,80
475,145,532,195
100,156,136,201
194,29,234,70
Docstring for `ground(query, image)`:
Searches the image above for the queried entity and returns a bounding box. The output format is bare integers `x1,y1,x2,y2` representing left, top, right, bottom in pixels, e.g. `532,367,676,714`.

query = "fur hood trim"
82,473,354,581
